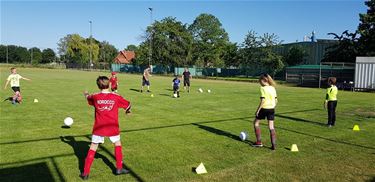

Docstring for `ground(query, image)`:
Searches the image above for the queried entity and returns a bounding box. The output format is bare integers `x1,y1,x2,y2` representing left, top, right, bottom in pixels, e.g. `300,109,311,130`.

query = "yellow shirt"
260,86,277,109
7,74,23,87
326,85,338,101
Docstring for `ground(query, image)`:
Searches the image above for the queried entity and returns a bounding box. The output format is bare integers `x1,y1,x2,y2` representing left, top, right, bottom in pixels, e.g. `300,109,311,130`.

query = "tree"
41,48,56,63
58,34,99,64
358,0,375,56
284,45,306,66
189,13,229,67
323,30,359,63
143,17,193,66
99,41,118,64
0,45,6,63
222,42,240,67
29,47,42,64
125,44,138,52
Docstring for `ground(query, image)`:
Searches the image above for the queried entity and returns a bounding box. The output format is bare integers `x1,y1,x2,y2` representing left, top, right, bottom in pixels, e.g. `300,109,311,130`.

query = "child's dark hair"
259,73,276,87
96,76,110,89
10,67,15,71
328,77,337,85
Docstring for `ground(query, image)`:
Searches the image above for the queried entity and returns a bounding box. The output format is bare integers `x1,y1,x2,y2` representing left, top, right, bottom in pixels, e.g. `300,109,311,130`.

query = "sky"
0,0,367,53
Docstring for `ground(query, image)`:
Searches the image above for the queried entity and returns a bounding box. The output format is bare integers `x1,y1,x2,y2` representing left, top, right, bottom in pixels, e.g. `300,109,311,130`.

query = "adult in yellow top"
252,73,278,150
324,77,338,127
4,67,31,93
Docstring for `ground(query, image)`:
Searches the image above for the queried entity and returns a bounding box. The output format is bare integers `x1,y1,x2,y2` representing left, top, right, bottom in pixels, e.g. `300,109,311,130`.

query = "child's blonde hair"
259,73,276,87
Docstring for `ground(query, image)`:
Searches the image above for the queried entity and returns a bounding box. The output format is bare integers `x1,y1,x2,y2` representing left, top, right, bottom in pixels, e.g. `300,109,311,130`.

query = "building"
113,50,135,64
274,39,339,65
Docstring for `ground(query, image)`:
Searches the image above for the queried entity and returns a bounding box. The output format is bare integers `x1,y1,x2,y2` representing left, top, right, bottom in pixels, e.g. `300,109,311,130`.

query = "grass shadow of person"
60,136,117,174
129,88,141,92
192,123,254,144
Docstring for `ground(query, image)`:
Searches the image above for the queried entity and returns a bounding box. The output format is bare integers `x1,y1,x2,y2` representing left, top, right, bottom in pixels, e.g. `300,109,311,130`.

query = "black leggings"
327,101,337,125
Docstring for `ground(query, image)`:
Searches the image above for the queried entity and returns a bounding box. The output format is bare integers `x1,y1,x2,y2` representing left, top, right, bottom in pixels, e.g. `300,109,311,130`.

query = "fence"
354,57,375,90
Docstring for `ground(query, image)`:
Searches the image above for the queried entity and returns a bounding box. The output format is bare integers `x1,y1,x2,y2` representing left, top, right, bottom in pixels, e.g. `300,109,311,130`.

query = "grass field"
0,67,374,182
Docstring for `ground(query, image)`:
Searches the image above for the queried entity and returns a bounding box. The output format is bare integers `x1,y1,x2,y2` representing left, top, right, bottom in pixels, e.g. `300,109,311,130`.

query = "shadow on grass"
0,162,57,182
192,123,254,144
61,126,71,129
84,136,145,182
129,88,141,92
276,114,326,126
60,136,116,174
272,125,375,150
159,93,172,97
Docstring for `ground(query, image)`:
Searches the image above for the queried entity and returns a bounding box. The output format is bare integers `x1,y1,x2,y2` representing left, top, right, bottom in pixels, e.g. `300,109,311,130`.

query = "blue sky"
0,0,367,53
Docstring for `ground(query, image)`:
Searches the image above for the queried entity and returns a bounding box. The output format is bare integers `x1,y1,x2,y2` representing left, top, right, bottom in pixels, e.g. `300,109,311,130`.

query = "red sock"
115,146,123,170
254,126,262,143
83,149,96,175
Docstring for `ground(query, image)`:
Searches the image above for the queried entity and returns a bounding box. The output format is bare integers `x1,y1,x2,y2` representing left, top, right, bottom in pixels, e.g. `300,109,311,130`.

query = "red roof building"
113,50,135,64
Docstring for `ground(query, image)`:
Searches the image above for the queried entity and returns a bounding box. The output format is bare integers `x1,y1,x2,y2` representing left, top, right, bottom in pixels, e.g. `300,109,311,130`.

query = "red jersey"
87,91,130,136
109,77,118,88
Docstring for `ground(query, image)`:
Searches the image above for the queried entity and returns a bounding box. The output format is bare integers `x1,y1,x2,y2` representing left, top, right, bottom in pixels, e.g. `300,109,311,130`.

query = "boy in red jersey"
109,72,118,92
80,76,131,180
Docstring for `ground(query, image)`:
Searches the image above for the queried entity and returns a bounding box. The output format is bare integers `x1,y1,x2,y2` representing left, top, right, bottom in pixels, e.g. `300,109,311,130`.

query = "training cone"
353,125,360,131
33,99,39,103
291,144,299,152
195,162,207,174
150,94,154,97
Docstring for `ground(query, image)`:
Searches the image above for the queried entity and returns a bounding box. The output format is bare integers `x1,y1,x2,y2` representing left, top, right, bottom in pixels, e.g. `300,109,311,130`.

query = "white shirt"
7,74,23,87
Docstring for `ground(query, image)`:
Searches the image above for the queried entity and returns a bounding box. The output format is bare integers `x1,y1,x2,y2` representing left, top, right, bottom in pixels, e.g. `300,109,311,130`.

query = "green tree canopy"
41,48,56,63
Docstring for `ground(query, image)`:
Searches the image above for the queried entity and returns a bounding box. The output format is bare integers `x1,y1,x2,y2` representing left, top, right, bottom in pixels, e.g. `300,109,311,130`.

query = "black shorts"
11,87,20,92
142,78,150,86
184,79,190,86
173,86,179,91
256,108,275,120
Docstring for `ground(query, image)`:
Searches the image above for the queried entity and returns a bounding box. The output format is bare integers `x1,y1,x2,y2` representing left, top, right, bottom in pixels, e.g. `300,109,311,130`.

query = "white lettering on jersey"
97,100,115,111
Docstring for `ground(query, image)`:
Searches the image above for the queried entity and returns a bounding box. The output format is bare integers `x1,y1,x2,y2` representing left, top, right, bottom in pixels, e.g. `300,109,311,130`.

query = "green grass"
0,67,374,182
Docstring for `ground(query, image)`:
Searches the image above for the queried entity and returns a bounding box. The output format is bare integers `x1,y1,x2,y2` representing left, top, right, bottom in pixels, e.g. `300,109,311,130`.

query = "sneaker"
271,145,276,150
327,124,332,128
116,168,130,175
252,142,263,147
140,90,143,93
79,174,89,180
147,90,150,92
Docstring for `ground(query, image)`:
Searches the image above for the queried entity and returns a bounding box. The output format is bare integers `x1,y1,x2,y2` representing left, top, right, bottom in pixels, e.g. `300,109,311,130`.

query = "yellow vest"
260,86,277,109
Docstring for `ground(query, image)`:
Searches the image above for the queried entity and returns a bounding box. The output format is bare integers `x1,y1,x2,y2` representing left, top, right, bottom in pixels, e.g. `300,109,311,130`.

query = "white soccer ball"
64,117,74,126
239,131,247,141
198,88,203,93
173,93,178,98
207,89,211,93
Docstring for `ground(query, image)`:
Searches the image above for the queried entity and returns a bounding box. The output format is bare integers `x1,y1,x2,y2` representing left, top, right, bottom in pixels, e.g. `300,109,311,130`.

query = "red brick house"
113,50,135,64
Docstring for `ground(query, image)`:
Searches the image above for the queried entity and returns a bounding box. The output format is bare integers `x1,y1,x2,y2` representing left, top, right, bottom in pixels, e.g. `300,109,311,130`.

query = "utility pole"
89,20,93,69
148,7,153,66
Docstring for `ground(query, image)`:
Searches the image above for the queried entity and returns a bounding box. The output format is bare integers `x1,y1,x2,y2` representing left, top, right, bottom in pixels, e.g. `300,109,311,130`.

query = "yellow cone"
353,125,360,131
195,162,207,174
150,94,154,97
291,144,299,152
33,99,39,103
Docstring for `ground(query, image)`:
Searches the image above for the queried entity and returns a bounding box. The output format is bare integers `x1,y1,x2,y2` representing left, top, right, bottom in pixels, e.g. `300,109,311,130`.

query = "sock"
254,126,261,143
83,149,96,176
270,129,276,147
115,146,123,170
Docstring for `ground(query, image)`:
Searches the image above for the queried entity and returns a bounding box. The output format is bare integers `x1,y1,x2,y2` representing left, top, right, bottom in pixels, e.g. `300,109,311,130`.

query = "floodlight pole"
148,7,153,66
89,20,93,69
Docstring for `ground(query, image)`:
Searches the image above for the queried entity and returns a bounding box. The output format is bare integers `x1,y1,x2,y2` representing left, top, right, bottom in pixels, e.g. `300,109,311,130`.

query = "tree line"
1,0,373,75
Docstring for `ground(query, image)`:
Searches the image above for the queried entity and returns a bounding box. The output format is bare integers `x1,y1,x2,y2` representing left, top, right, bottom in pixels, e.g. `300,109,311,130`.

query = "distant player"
3,67,31,104
141,65,152,93
4,67,31,92
109,72,119,92
172,75,181,98
252,73,278,150
182,67,192,92
81,76,132,180
324,77,338,127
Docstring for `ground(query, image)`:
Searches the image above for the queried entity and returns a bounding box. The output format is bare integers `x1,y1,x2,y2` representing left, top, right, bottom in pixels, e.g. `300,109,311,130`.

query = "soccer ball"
64,117,74,126
173,93,178,98
207,89,211,93
198,88,203,93
239,131,247,141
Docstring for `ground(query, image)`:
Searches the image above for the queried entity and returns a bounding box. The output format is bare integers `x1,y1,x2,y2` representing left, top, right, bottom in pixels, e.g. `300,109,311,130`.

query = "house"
113,50,135,64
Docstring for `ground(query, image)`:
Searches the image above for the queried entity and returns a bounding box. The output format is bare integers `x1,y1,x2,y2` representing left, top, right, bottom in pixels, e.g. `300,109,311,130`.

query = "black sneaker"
140,90,143,93
80,174,89,180
116,168,130,175
271,145,276,150
147,90,150,92
252,142,263,147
